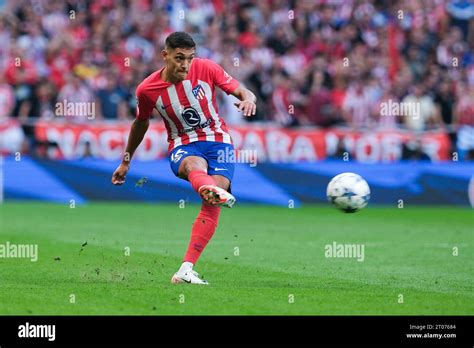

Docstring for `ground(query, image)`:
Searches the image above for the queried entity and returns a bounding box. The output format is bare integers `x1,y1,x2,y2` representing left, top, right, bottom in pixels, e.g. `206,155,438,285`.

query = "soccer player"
111,32,257,285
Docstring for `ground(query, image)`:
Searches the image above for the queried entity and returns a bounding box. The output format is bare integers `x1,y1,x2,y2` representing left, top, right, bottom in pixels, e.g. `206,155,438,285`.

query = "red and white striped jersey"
135,58,239,152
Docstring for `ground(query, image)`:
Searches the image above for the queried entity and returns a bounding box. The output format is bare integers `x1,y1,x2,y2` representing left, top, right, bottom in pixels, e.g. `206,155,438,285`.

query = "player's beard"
176,69,188,80
164,67,186,83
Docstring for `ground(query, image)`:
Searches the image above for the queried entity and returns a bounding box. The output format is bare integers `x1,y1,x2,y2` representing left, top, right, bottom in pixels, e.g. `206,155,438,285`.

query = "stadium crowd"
0,0,473,159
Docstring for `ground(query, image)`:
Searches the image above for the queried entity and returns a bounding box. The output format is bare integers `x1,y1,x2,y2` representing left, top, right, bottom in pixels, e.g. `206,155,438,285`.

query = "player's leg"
170,146,214,284
177,175,230,276
169,145,230,205
177,155,208,179
169,153,221,284
170,143,234,285
179,156,235,207
198,142,236,207
173,158,236,284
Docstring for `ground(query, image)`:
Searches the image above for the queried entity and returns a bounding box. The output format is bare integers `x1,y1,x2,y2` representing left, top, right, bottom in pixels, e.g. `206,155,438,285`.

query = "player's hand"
112,163,130,185
234,100,256,117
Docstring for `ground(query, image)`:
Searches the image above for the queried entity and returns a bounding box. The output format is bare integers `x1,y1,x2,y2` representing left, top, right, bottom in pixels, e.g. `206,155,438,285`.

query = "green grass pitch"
0,202,472,315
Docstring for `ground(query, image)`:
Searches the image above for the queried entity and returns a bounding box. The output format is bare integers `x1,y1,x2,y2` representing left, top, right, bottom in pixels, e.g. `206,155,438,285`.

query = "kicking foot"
171,269,209,285
198,185,236,208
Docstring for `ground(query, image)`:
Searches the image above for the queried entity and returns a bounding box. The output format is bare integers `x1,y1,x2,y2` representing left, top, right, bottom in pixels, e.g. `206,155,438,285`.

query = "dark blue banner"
3,157,473,206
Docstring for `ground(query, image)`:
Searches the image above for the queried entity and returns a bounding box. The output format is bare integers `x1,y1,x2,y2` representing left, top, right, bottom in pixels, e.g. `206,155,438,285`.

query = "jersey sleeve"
206,59,239,95
135,84,155,121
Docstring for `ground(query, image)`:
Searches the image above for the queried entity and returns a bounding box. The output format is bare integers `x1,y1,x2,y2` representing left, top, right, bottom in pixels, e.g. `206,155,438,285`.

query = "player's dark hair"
165,32,196,50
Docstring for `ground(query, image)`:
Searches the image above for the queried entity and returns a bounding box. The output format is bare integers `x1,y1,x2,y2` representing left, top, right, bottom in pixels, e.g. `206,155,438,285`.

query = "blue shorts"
169,141,235,182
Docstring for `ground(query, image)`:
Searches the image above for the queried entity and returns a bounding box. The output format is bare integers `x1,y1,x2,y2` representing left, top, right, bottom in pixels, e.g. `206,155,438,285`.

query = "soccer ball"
326,172,370,213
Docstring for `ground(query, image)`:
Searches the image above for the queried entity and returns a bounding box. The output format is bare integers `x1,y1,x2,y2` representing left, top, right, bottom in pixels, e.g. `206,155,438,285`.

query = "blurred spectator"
304,70,336,127
4,51,39,88
37,81,57,119
454,82,474,160
267,26,293,56
23,79,57,120
0,74,15,119
342,80,374,129
271,71,298,127
375,88,399,129
57,73,95,121
454,82,474,127
96,71,128,120
121,71,141,119
402,83,441,131
434,79,456,127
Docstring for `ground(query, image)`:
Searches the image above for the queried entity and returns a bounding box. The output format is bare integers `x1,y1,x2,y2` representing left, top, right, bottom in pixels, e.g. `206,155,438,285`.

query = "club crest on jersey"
192,84,205,100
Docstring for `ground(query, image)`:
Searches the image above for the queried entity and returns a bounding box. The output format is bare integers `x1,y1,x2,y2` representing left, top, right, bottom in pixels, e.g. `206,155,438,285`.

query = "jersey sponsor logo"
192,84,205,100
171,149,188,163
181,107,201,127
177,118,213,136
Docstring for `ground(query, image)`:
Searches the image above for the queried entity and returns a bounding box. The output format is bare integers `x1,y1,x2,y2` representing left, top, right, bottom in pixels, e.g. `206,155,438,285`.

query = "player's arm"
123,118,149,165
112,85,152,185
111,118,149,185
206,59,256,117
231,85,257,117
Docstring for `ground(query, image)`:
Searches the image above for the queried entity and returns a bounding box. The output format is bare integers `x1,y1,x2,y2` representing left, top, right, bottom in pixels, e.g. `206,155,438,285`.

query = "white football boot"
198,185,236,208
171,269,209,285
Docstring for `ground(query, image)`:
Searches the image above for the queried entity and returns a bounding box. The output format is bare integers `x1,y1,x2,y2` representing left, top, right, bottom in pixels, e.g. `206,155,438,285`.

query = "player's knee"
179,157,207,178
179,161,193,178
